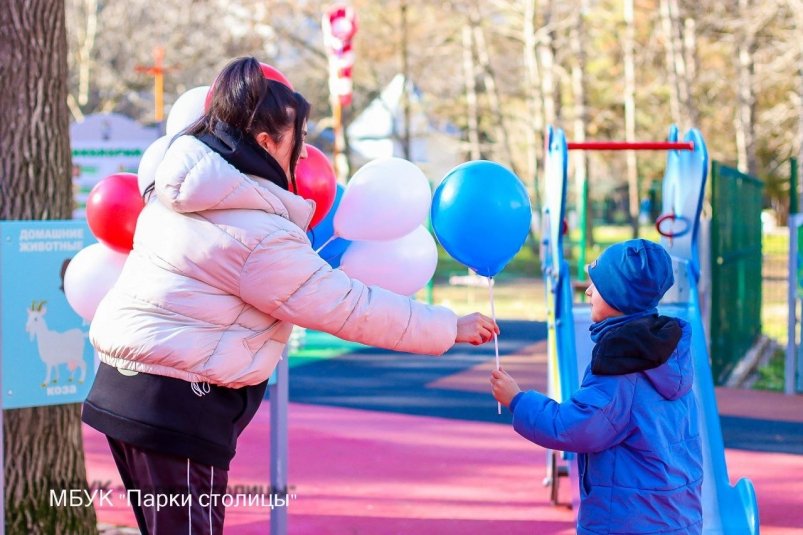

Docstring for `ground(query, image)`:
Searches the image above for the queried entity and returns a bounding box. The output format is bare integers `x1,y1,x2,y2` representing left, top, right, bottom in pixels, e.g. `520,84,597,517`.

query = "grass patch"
421,277,546,321
433,239,541,282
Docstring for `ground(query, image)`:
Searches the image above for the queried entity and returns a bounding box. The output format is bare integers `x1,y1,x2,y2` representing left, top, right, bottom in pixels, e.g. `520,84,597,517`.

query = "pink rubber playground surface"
85,337,803,534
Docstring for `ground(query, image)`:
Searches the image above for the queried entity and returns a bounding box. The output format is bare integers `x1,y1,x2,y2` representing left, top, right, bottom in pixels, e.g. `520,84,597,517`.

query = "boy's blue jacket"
511,318,703,534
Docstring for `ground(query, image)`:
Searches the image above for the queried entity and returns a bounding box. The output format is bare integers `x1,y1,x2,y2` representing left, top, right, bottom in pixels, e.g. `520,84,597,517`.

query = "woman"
83,56,498,534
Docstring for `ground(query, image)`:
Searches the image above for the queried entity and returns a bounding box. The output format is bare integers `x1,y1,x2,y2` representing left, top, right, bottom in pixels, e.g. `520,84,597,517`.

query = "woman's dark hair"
144,57,310,198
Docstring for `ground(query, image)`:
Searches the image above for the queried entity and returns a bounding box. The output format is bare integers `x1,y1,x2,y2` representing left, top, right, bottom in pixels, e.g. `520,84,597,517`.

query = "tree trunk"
522,0,544,255
668,0,692,128
682,14,700,126
659,0,681,125
799,11,803,192
472,11,520,177
623,0,640,238
76,0,98,108
659,0,696,128
462,24,481,160
0,0,98,533
792,0,803,202
537,0,556,126
570,1,592,252
400,0,412,161
735,0,757,175
523,0,544,211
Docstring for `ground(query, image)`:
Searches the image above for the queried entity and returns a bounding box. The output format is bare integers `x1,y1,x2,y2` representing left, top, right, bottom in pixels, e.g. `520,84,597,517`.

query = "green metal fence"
710,161,764,384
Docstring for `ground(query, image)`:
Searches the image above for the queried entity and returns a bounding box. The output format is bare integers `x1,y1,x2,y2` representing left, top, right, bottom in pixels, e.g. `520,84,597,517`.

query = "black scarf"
196,121,289,190
590,315,683,376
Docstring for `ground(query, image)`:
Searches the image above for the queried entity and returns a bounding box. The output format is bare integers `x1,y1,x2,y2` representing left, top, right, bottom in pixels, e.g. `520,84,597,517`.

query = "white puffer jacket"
89,135,458,388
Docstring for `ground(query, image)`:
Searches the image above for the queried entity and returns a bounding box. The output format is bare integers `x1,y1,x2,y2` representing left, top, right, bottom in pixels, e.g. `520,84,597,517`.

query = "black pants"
107,437,228,535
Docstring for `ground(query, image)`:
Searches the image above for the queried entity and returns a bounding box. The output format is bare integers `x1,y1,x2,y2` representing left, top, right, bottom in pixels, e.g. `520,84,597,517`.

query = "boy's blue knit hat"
587,239,674,314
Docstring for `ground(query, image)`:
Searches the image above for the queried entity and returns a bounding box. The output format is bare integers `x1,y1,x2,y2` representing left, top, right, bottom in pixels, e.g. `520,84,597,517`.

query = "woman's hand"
490,368,521,408
455,313,500,346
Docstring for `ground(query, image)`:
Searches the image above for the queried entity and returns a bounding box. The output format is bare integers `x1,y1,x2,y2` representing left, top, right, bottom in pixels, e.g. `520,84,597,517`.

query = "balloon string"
315,235,336,254
489,276,501,415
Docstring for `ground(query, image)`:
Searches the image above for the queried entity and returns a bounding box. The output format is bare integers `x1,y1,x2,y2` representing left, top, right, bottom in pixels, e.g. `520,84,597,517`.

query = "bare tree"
799,10,803,186
659,0,694,129
462,23,482,159
57,0,803,234
523,0,545,209
537,0,556,127
400,0,412,160
735,0,758,175
570,0,592,249
471,5,519,175
789,0,803,187
0,0,98,533
682,11,699,126
623,0,639,237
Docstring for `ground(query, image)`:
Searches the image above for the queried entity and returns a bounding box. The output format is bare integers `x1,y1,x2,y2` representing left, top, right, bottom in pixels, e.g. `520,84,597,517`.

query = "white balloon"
64,243,128,322
137,135,171,194
165,85,210,137
334,157,431,241
340,226,438,296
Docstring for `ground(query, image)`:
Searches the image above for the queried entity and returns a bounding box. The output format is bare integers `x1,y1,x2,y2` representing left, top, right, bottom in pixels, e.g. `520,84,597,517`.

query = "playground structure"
541,125,760,533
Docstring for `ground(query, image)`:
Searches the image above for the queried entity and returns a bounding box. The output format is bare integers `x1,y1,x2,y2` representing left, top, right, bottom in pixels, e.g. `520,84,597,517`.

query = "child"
491,239,703,534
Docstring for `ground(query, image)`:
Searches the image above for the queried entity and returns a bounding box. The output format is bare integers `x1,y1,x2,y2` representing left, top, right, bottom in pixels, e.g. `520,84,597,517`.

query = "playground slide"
544,125,759,534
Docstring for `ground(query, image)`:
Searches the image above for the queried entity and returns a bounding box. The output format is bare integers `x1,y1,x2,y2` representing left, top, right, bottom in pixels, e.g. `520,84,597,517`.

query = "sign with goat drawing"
1,221,97,409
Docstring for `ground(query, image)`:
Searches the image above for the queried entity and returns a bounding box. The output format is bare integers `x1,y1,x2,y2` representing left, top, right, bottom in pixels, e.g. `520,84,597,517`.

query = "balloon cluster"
309,157,437,296
64,61,532,324
311,160,532,295
65,172,144,322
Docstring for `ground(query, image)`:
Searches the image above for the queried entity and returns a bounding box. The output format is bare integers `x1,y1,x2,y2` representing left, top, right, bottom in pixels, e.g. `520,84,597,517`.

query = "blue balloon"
307,184,351,268
431,161,531,277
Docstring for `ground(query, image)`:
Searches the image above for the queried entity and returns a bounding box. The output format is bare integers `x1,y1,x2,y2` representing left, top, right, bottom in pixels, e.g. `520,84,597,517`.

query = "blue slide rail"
541,125,759,534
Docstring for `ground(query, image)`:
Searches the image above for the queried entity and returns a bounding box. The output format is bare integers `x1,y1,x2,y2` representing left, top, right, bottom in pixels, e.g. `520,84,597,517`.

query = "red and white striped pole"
322,4,358,181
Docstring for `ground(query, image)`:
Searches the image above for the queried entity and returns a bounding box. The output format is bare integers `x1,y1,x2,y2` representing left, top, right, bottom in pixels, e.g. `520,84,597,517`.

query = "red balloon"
294,146,337,229
86,173,144,253
258,63,293,89
205,62,293,111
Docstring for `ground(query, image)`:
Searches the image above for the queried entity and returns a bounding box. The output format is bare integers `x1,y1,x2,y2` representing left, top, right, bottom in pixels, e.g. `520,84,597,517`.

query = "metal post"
425,219,434,304
331,96,343,181
799,298,803,393
135,47,168,123
787,217,798,395
576,175,588,283
269,348,289,534
792,158,799,218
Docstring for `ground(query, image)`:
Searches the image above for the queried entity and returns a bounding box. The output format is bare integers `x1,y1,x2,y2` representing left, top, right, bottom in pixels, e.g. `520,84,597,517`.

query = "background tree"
61,0,803,234
569,0,592,248
0,0,98,533
623,0,639,237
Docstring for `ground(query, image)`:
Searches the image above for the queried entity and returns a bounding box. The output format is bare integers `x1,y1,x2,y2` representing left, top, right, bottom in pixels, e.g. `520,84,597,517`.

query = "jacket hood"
154,135,314,229
197,121,290,190
643,320,693,400
591,316,692,401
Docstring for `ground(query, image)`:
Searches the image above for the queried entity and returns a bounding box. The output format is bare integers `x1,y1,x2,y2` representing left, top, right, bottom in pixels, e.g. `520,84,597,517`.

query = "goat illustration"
25,301,87,387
